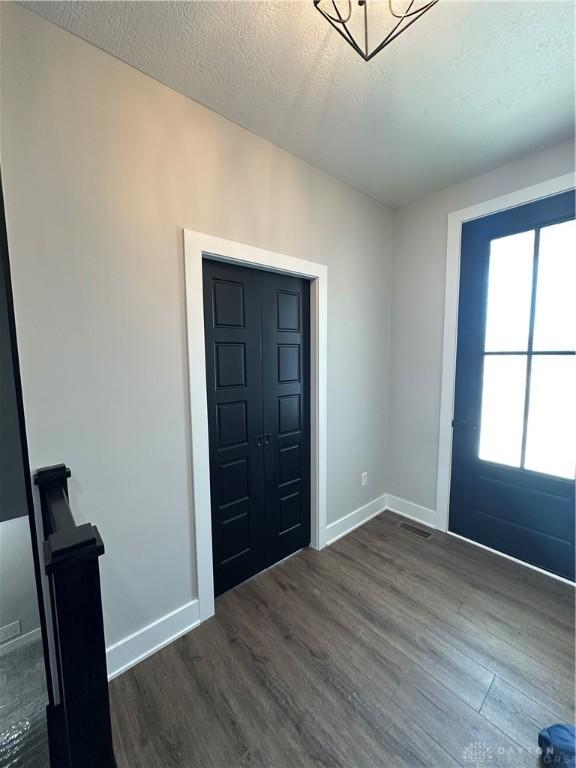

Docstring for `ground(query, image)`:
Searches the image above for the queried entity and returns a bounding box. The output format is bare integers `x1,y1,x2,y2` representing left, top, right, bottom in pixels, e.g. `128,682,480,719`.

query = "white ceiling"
24,1,575,207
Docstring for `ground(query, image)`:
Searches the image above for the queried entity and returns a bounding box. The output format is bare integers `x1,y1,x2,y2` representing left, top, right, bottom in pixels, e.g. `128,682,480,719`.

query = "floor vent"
398,521,433,540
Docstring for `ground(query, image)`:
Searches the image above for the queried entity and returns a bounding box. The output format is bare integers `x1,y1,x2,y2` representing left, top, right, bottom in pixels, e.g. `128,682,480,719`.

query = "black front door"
203,260,310,596
450,190,575,581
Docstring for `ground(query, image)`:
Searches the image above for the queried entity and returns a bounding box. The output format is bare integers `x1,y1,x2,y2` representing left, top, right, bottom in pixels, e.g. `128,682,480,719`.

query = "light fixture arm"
314,0,439,61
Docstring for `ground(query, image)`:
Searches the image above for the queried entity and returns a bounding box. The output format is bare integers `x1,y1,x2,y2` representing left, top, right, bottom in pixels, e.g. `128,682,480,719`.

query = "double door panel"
203,260,310,596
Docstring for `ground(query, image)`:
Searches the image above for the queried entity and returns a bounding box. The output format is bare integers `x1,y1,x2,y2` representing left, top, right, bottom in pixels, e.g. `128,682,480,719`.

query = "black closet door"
261,271,311,565
203,260,310,597
203,260,266,596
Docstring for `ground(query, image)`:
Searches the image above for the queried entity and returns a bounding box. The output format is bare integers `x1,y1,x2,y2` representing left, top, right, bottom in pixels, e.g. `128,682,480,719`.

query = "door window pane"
479,355,527,467
533,219,576,352
484,231,534,352
524,355,576,479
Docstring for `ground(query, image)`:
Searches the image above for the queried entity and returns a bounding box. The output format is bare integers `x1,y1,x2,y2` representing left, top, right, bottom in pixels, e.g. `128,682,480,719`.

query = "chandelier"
314,0,439,61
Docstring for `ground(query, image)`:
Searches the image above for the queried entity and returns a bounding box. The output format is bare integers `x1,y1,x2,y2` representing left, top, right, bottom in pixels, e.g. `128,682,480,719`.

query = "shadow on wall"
0,201,40,647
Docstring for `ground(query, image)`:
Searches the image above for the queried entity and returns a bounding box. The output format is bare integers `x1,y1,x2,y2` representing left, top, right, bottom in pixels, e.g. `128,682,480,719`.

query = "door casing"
184,230,328,622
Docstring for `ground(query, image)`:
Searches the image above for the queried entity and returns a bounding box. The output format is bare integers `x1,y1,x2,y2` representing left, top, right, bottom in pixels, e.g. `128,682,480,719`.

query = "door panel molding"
203,262,310,595
184,230,327,622
436,173,574,534
449,190,575,579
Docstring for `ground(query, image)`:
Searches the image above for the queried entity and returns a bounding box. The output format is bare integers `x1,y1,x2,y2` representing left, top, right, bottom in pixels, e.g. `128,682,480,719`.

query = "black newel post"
35,464,116,768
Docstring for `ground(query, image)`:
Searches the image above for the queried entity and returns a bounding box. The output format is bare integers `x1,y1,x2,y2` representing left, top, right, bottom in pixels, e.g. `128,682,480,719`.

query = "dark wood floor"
109,511,575,767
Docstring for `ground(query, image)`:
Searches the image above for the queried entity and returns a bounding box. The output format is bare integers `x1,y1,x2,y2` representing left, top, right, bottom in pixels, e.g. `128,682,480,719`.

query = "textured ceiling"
23,1,575,207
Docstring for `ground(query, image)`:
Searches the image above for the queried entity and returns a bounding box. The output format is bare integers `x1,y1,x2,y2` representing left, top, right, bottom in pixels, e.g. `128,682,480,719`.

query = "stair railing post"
35,465,116,768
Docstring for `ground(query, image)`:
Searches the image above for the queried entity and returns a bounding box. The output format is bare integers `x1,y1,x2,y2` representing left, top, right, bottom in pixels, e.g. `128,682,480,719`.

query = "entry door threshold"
447,531,574,587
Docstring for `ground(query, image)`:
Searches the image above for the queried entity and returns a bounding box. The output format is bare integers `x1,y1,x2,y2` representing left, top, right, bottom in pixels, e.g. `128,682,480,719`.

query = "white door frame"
183,230,328,622
436,172,575,533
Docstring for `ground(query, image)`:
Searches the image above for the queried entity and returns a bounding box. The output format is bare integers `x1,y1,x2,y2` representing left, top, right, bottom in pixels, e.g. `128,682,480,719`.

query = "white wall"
0,4,393,652
388,140,575,515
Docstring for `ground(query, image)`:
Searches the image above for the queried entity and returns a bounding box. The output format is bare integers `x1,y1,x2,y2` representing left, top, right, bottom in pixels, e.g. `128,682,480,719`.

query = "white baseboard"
0,627,41,656
104,495,441,679
105,494,439,679
104,489,571,682
325,494,387,546
106,599,200,680
385,494,443,530
106,496,390,681
311,492,442,548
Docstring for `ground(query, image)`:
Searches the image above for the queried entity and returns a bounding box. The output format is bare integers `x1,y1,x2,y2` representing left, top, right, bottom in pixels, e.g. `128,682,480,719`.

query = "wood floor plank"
281,548,495,711
373,513,574,631
373,511,572,606
331,521,575,719
109,511,574,768
226,578,463,768
311,540,574,722
111,636,246,767
247,559,538,767
216,589,379,767
480,677,561,751
344,519,574,672
393,668,541,768
261,586,460,763
367,515,574,656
